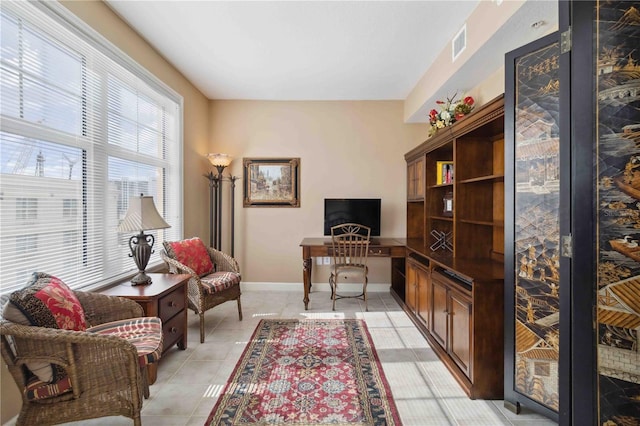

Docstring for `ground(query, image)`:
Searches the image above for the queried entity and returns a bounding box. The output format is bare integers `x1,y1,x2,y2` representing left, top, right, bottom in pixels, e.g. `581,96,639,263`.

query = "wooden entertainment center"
397,95,505,399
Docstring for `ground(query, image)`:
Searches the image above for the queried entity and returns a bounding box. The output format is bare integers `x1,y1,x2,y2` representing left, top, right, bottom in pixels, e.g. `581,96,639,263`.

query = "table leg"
147,364,157,385
303,257,312,310
177,335,187,350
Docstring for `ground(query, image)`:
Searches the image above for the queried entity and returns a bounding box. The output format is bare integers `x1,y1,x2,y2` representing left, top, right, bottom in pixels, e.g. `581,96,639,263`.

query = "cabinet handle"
168,301,176,307
169,327,177,334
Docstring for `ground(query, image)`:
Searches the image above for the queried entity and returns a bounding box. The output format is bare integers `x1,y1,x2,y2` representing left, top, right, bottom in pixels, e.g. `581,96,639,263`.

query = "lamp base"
128,231,155,286
130,271,152,286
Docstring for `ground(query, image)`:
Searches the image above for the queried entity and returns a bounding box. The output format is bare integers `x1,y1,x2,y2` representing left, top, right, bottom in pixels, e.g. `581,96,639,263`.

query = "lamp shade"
207,153,232,167
117,195,170,232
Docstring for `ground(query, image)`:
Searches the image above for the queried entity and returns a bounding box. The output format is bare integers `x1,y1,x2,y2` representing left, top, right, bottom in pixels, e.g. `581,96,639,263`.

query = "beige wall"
209,100,427,285
404,0,526,121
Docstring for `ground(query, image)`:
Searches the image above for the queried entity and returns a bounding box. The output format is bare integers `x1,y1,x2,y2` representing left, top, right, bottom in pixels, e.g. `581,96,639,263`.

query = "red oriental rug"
205,319,402,425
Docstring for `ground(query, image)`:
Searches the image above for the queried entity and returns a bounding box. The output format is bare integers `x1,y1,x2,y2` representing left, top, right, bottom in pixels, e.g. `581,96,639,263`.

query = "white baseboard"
241,282,392,293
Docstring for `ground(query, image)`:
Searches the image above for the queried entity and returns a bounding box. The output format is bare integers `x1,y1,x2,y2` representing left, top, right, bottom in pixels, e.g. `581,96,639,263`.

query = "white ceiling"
104,1,558,121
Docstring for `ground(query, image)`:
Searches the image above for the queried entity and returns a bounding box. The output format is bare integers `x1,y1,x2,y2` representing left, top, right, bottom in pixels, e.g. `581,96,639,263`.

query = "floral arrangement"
428,94,475,137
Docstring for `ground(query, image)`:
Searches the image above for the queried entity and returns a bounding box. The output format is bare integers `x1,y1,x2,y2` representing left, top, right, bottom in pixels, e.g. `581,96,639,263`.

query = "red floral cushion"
164,237,214,277
7,273,86,332
3,273,86,383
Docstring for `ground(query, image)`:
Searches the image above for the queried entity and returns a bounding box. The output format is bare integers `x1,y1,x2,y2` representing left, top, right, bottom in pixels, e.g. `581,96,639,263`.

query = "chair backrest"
163,237,214,277
330,223,371,267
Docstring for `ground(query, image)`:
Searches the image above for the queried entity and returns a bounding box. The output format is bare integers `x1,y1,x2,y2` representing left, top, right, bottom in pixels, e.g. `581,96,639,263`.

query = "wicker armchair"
1,291,155,426
162,238,242,343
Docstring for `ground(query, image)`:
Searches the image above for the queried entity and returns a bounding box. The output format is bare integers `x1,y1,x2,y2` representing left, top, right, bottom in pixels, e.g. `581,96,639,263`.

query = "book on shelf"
436,161,454,185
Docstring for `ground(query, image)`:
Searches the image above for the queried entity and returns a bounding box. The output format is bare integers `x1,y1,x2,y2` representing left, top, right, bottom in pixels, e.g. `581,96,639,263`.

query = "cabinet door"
417,266,430,328
405,262,417,313
431,278,448,348
449,290,472,377
407,157,425,201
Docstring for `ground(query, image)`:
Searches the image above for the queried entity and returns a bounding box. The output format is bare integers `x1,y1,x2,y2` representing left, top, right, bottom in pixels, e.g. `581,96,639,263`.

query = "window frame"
0,1,184,294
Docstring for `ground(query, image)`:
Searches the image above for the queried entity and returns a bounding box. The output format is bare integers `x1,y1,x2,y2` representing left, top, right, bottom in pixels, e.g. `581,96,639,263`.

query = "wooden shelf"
431,216,453,222
429,183,454,189
459,174,504,184
458,219,495,226
404,94,505,400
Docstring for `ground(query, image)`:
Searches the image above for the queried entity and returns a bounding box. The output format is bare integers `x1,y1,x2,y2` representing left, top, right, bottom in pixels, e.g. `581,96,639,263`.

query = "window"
0,2,183,293
62,230,79,249
16,235,37,254
16,198,37,220
62,199,77,218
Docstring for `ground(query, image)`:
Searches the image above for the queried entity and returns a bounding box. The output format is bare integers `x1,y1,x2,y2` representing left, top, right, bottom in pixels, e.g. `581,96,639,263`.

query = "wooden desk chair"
329,223,371,311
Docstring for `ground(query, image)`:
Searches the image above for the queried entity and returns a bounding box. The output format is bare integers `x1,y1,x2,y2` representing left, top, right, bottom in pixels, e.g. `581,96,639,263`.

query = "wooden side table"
99,273,190,384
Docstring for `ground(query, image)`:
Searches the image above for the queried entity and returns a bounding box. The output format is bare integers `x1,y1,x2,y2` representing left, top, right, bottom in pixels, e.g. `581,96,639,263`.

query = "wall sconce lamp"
117,194,170,285
204,153,238,255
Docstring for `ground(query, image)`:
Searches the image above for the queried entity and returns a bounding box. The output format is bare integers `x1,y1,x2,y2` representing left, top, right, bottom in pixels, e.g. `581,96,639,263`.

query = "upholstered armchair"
1,274,163,426
161,237,242,343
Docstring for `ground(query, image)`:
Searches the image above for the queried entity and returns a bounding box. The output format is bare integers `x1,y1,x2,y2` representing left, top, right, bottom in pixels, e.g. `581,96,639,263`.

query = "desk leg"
303,257,312,310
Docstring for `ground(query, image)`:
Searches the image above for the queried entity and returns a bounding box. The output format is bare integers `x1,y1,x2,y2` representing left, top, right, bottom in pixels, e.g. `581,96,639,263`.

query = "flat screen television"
324,198,381,236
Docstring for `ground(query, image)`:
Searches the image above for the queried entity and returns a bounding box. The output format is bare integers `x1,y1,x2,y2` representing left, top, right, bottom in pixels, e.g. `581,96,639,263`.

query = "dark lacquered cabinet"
504,2,640,425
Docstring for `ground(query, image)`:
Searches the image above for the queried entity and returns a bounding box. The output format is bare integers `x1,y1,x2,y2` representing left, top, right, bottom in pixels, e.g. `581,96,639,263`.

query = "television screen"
324,198,381,236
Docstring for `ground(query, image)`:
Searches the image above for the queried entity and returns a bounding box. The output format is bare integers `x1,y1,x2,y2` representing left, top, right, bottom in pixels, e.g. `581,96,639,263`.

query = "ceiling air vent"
452,24,466,61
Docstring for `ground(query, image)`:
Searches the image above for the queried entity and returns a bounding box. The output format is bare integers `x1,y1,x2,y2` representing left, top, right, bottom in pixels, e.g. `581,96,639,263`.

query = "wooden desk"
300,237,406,309
99,273,190,383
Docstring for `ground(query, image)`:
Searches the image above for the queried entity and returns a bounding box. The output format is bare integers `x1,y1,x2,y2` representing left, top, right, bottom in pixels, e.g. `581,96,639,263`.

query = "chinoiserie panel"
596,1,640,423
512,39,561,412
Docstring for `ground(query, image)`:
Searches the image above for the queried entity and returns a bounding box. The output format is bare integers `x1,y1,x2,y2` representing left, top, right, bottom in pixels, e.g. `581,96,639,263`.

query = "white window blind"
0,1,183,293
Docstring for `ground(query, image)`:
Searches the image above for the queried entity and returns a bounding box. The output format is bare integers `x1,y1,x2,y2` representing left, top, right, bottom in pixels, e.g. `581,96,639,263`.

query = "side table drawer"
158,285,185,322
162,312,185,353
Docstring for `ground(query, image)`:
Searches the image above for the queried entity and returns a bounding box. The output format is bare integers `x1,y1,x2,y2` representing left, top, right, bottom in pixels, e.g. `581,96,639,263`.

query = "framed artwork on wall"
243,157,300,207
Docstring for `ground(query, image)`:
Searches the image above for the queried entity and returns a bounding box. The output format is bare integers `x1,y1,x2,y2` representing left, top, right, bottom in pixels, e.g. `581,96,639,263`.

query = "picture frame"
243,157,300,207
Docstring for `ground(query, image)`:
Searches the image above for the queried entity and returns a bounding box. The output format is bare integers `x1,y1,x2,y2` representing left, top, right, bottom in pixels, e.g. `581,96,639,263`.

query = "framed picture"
243,158,300,207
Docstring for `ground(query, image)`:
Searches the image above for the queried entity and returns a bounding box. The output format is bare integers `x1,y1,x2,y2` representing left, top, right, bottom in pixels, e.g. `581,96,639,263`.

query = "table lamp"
117,194,170,285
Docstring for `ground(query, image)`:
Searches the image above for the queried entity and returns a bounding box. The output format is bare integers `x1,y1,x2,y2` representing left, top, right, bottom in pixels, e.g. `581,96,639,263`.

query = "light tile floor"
5,289,558,425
